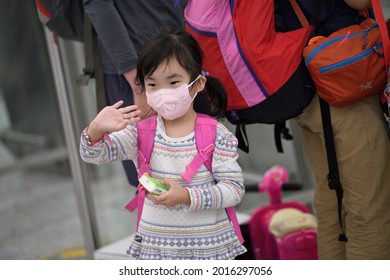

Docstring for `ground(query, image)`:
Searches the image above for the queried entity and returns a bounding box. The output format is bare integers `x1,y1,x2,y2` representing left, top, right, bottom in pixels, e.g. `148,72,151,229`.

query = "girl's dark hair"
136,29,227,119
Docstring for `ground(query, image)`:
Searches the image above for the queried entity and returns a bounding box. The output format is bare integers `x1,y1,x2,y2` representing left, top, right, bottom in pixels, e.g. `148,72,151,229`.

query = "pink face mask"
146,75,201,120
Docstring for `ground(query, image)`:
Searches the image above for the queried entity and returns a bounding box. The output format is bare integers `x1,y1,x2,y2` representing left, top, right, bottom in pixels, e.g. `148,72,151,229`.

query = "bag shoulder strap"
124,116,157,229
372,0,390,69
181,113,217,182
137,116,158,176
289,0,309,27
319,98,348,242
195,113,217,171
289,0,336,31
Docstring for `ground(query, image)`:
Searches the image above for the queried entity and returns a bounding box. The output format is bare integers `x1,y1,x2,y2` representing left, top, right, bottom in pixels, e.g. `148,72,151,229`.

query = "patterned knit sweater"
80,115,247,259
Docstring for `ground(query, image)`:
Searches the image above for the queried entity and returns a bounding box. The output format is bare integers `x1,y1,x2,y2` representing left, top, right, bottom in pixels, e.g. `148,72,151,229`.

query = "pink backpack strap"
181,113,244,244
124,116,157,230
226,207,244,244
181,113,217,182
136,116,158,176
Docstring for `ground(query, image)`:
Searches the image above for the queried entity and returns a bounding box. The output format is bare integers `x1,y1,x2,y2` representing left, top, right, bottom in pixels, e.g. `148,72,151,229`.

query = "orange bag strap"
289,0,309,27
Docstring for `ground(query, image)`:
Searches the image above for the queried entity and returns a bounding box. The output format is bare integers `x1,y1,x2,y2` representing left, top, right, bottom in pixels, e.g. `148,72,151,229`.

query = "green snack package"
139,173,169,195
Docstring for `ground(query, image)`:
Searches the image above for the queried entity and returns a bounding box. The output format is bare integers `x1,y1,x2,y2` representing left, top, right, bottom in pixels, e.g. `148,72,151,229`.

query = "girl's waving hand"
88,100,141,142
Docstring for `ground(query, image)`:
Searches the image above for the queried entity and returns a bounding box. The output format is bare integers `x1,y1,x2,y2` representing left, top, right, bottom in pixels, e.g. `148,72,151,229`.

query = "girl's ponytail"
194,75,227,119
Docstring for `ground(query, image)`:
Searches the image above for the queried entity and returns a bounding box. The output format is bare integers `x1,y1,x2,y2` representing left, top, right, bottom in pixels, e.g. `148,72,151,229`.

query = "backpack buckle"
327,173,343,197
200,143,215,159
181,165,196,183
181,144,215,183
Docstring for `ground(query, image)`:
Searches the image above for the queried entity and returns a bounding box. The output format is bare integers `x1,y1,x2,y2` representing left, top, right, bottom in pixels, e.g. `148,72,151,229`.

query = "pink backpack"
124,113,244,244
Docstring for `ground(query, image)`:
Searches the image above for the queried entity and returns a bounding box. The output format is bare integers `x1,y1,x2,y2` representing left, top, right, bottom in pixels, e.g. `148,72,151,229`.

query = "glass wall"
0,1,84,259
0,0,136,260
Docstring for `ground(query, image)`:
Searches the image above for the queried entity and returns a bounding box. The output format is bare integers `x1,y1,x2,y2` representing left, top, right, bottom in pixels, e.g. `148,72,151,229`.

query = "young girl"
79,29,247,260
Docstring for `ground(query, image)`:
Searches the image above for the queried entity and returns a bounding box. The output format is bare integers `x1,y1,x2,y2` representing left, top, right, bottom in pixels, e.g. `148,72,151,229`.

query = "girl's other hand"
148,179,190,208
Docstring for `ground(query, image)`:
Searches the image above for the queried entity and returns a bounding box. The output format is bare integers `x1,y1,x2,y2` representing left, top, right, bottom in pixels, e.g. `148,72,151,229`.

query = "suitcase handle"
245,182,303,192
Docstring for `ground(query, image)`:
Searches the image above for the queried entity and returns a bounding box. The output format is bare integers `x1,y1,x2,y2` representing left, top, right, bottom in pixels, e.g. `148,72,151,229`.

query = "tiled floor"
0,163,137,260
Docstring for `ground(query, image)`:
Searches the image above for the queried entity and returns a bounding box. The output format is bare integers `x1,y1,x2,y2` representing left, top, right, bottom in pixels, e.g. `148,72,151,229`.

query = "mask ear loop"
187,74,202,88
190,92,198,103
187,74,202,102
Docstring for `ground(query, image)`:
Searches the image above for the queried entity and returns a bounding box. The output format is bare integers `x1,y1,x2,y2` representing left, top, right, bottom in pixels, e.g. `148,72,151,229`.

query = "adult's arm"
344,0,372,11
83,0,137,74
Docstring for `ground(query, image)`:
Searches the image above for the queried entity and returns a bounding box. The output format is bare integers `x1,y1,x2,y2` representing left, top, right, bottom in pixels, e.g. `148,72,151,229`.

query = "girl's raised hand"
92,100,141,133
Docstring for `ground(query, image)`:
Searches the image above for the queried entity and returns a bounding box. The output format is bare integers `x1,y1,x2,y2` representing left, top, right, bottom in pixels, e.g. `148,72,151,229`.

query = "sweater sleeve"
79,124,138,165
83,0,137,73
186,123,245,211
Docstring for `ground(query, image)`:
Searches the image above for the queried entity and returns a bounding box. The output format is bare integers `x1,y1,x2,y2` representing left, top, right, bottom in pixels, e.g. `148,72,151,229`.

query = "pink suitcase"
248,165,318,260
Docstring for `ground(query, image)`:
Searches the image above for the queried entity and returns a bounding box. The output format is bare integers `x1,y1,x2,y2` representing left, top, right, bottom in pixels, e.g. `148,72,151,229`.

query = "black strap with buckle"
319,97,348,242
